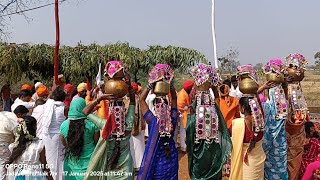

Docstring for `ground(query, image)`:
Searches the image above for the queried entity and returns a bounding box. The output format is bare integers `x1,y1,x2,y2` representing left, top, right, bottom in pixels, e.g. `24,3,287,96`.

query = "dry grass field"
300,71,320,108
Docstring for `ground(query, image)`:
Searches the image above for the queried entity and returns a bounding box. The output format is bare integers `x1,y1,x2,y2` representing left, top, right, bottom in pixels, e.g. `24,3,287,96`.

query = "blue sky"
7,0,320,65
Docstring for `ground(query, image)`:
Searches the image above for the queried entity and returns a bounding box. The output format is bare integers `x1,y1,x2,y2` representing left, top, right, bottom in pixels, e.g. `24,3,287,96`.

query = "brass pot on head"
154,81,170,96
104,70,128,98
266,73,284,83
287,68,305,81
196,81,211,91
239,74,258,94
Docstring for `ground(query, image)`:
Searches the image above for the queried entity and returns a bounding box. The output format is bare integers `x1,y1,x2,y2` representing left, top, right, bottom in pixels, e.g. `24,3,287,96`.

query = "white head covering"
35,82,43,90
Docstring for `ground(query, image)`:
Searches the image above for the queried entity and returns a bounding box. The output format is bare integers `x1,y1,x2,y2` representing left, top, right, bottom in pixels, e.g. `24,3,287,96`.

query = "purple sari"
137,108,179,180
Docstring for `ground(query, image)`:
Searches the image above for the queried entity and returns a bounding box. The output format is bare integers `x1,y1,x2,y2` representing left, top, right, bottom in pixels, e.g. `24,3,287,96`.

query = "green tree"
0,42,207,85
218,47,240,73
145,45,207,72
315,52,320,66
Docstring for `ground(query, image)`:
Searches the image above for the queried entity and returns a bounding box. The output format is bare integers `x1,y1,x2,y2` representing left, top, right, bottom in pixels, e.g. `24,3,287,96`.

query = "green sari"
84,105,135,180
187,103,232,180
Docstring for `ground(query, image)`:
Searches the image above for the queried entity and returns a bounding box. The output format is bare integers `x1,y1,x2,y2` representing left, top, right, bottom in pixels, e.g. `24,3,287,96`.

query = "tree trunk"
54,0,60,85
134,71,138,83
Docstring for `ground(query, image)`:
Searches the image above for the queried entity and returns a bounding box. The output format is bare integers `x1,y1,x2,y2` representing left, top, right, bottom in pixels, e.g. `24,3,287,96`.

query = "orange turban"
21,84,32,92
182,80,194,91
36,85,49,97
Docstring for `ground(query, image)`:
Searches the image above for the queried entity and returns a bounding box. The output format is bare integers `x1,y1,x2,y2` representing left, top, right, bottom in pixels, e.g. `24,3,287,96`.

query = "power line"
0,0,66,17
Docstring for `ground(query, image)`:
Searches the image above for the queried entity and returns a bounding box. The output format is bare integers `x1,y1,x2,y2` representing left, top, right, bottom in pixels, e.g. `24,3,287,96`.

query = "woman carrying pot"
285,53,309,180
257,59,289,180
187,63,232,179
83,60,135,180
137,64,179,180
229,64,266,180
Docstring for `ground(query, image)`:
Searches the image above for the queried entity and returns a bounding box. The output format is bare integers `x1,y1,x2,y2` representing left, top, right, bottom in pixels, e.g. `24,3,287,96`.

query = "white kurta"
7,139,47,180
145,93,156,137
130,130,146,169
32,99,65,180
0,112,18,180
229,85,242,99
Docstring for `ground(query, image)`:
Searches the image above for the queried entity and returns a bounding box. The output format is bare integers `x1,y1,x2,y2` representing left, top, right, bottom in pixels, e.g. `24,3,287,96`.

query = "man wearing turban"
21,84,32,92
36,85,49,101
72,83,87,100
64,84,74,108
31,82,43,102
176,80,194,152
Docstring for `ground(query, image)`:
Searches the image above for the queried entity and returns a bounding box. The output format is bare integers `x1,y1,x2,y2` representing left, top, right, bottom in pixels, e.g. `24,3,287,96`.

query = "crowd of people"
0,54,319,180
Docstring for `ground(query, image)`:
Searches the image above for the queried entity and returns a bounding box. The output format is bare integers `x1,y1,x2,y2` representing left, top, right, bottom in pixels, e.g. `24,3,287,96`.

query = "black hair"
6,116,37,164
231,75,238,82
163,137,171,158
19,90,32,98
153,97,169,106
239,97,253,115
72,88,78,97
65,119,85,161
222,80,231,89
305,121,320,139
239,97,256,152
13,105,29,115
137,82,141,86
53,86,66,102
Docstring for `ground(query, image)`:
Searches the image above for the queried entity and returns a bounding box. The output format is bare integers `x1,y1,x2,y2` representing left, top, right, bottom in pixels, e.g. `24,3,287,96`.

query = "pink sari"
300,138,320,178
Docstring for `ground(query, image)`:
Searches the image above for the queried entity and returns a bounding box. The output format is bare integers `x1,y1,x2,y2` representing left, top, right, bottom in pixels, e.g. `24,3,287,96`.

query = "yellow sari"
230,118,266,180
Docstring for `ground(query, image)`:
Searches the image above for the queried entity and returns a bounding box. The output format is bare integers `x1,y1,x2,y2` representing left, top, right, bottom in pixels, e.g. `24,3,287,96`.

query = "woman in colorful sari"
187,63,232,179
301,160,320,180
257,59,289,180
230,97,266,180
60,98,100,180
83,60,135,180
137,64,179,180
285,53,309,180
300,122,320,178
229,65,266,180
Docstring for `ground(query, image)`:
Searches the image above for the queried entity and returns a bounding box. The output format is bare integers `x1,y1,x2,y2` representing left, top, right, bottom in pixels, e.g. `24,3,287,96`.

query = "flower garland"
10,118,35,149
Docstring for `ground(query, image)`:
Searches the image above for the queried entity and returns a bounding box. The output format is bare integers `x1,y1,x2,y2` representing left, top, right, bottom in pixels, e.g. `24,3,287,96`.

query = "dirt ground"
140,150,227,180
178,151,190,180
